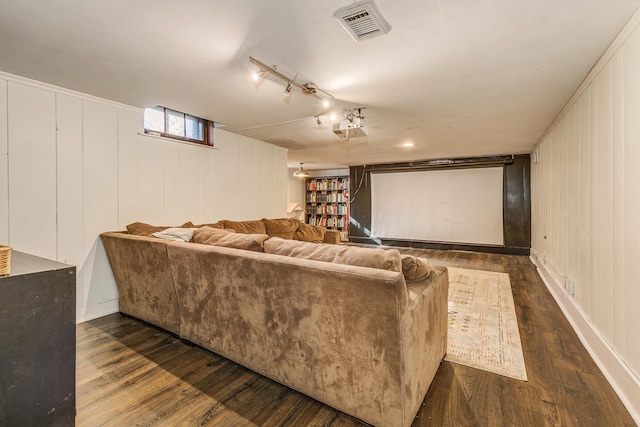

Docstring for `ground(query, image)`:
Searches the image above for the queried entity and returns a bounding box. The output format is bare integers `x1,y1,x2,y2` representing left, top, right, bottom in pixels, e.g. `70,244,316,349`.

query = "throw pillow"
193,226,268,252
126,221,195,236
262,218,301,239
219,220,267,234
400,254,431,281
151,227,197,242
263,238,402,272
294,223,326,243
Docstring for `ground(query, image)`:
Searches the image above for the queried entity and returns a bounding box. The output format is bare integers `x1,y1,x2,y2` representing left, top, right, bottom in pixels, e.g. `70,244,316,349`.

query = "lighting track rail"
249,56,334,101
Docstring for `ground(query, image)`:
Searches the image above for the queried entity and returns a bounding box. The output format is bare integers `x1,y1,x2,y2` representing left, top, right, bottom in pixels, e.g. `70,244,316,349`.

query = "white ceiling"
1,0,639,170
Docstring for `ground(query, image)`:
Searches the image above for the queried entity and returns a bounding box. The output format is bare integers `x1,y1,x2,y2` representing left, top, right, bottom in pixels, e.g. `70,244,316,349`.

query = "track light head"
316,116,322,125
284,82,293,96
252,70,265,81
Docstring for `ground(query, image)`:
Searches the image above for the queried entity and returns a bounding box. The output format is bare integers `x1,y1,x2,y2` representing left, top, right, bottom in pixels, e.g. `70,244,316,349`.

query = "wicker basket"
0,245,11,276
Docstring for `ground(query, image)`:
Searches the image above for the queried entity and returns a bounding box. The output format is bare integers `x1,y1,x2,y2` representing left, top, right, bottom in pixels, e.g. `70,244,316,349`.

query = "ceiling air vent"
334,0,391,42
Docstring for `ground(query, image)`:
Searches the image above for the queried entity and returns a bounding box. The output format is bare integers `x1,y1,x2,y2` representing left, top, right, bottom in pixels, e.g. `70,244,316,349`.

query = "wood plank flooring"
76,249,636,426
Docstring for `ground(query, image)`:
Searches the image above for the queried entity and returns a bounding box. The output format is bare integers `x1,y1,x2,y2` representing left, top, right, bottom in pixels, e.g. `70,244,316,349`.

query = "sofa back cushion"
261,217,301,239
264,238,402,272
126,221,195,236
193,222,225,229
294,223,326,243
220,219,267,234
193,226,269,252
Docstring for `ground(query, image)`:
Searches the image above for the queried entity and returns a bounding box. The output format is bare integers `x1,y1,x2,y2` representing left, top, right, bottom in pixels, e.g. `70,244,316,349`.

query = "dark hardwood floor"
76,249,636,426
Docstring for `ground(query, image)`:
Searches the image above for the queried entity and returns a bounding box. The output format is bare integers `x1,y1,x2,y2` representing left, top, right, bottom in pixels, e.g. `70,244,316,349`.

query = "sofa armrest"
323,229,341,244
401,266,449,426
100,232,181,335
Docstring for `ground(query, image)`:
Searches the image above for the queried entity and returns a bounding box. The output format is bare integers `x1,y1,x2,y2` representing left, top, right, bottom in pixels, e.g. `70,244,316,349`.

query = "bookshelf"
306,176,350,241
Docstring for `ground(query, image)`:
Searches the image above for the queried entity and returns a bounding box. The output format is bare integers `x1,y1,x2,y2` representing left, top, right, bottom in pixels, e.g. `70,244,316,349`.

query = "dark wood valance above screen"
348,154,531,255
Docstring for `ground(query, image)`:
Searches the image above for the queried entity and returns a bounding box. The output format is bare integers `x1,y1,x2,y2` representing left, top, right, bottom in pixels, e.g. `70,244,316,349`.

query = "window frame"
144,106,215,147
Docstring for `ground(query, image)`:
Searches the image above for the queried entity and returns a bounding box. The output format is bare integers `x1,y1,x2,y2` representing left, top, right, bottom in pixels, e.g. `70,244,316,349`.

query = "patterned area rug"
445,267,528,381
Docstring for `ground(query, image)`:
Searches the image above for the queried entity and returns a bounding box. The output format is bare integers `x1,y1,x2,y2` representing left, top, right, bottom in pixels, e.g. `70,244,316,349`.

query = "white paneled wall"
56,94,84,315
8,83,57,260
82,101,120,316
137,137,167,224
531,15,640,421
0,81,8,244
287,169,306,208
0,72,288,322
117,108,142,228
623,31,640,388
213,135,237,218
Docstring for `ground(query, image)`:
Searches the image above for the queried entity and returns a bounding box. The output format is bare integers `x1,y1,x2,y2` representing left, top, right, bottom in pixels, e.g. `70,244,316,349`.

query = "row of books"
307,178,349,191
306,192,348,203
307,204,348,215
308,215,348,228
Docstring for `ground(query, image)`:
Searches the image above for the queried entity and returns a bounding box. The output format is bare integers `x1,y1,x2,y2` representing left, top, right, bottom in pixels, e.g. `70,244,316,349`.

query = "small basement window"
144,106,215,146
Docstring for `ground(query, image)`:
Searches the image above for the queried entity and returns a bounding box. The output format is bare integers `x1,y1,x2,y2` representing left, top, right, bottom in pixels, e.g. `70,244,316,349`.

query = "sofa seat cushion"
220,219,266,234
126,221,195,236
193,226,269,252
261,218,301,239
401,254,431,281
294,223,326,243
264,238,402,272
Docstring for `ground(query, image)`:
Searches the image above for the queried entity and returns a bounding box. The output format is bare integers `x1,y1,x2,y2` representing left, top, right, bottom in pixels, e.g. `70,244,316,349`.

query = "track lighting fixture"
249,56,334,102
302,82,318,93
250,56,367,137
293,163,310,178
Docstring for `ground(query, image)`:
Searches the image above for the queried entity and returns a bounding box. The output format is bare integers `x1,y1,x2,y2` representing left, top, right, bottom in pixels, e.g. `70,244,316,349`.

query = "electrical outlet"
567,278,575,297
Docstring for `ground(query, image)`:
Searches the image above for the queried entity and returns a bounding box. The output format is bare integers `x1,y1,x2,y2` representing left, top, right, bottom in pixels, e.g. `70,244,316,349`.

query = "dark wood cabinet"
0,251,76,426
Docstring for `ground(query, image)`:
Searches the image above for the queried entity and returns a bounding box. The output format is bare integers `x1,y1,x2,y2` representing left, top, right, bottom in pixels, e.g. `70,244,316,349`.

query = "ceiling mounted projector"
333,122,369,141
333,106,368,141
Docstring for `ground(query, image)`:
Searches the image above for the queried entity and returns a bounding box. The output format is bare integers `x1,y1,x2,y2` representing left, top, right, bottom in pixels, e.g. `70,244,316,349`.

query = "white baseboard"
530,251,640,425
76,299,119,324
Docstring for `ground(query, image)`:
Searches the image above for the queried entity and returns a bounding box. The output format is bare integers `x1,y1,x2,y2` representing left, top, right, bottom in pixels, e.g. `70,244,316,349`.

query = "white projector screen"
371,167,504,245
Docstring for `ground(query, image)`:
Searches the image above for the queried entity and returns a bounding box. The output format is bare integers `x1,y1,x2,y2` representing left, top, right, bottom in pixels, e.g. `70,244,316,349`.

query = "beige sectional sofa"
125,217,342,244
100,221,448,427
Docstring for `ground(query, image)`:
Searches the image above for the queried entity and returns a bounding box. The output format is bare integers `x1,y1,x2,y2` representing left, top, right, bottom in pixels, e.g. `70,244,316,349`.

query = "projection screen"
370,167,504,245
